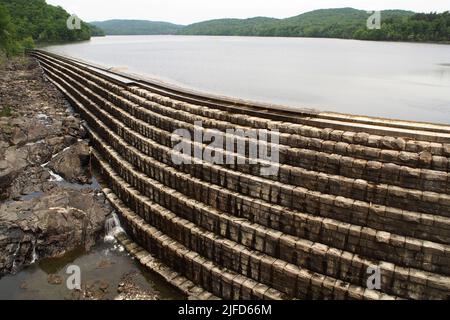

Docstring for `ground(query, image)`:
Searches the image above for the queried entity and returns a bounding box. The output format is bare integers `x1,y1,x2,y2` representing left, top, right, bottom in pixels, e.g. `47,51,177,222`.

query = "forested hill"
91,8,450,43
0,0,101,57
90,20,184,35
354,11,450,41
179,17,278,36
180,8,415,37
179,8,449,42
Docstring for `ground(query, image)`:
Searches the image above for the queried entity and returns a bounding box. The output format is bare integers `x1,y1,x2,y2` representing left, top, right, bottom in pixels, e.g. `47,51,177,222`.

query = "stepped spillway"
32,50,450,300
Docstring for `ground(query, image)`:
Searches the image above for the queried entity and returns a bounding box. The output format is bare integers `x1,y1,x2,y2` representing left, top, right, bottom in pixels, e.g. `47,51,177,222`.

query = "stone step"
39,61,450,240
310,112,450,136
37,53,448,297
104,190,286,300
41,64,450,279
127,87,450,172
113,231,219,300
98,154,399,300
94,144,449,300
36,56,450,201
34,51,450,140
39,68,407,299
87,83,450,218
35,52,450,166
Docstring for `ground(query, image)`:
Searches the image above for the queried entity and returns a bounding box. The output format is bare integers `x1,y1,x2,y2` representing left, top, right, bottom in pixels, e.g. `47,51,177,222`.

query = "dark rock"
0,160,7,170
63,135,77,147
27,142,53,165
46,136,64,147
26,122,49,143
7,166,52,199
0,147,29,198
10,127,27,146
0,58,112,278
80,280,109,300
0,188,112,275
99,280,109,292
48,141,92,184
63,116,82,137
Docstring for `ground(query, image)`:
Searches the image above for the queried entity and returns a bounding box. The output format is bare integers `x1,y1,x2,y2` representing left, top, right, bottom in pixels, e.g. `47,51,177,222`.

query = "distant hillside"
90,8,450,43
90,20,184,35
266,8,414,38
354,11,450,42
179,8,415,38
180,17,278,36
88,23,106,37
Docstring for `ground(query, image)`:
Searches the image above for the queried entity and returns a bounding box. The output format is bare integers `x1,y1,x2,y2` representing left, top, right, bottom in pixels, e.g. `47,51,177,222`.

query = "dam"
31,50,450,300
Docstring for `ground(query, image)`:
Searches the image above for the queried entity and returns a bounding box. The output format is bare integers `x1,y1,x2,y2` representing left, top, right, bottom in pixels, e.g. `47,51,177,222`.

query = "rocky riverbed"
0,57,181,300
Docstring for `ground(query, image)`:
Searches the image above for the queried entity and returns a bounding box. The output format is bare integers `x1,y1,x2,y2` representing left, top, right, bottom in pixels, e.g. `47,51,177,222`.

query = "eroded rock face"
7,166,53,200
48,141,92,184
0,188,112,276
0,58,112,277
0,57,87,200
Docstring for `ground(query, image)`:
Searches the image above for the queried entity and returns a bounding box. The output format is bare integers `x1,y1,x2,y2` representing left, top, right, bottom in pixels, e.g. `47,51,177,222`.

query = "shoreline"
78,33,450,46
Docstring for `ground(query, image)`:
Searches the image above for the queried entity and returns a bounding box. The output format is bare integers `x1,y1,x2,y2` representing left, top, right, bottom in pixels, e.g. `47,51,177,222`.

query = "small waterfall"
104,211,124,242
31,240,38,264
48,170,64,182
11,242,21,272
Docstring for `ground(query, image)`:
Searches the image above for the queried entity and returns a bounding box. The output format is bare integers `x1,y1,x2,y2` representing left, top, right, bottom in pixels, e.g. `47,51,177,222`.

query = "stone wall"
32,51,450,300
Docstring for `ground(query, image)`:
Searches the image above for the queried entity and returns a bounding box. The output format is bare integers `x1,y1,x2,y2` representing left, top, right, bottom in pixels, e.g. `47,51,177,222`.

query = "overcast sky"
46,0,450,24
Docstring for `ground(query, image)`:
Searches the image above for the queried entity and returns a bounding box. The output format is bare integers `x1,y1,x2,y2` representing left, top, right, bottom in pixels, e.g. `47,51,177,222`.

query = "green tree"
0,0,100,57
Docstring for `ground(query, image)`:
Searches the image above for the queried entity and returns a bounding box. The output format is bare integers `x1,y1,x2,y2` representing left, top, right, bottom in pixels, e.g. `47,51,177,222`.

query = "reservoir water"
44,35,450,124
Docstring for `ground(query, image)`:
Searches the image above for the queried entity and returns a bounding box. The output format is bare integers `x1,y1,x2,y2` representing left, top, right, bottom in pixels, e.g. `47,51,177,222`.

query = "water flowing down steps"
31,50,450,300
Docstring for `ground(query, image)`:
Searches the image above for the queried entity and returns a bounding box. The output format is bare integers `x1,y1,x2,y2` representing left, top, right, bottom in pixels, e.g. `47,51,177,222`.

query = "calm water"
44,36,450,124
0,242,185,300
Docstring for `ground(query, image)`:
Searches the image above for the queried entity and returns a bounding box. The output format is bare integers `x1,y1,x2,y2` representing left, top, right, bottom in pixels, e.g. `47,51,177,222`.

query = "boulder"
0,188,111,276
0,147,29,197
48,141,91,184
9,127,27,146
0,144,54,199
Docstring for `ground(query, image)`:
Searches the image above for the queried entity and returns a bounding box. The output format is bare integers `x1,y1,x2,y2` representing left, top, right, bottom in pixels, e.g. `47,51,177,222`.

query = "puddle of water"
19,191,45,201
3,191,46,205
51,174,101,190
0,241,185,300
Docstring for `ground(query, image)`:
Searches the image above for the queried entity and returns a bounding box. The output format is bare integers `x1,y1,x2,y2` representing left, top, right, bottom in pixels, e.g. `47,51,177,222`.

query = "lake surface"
44,36,450,124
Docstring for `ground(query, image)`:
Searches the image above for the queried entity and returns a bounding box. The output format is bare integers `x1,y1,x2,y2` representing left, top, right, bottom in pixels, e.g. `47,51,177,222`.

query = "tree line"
0,0,102,57
354,12,450,42
179,9,450,43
